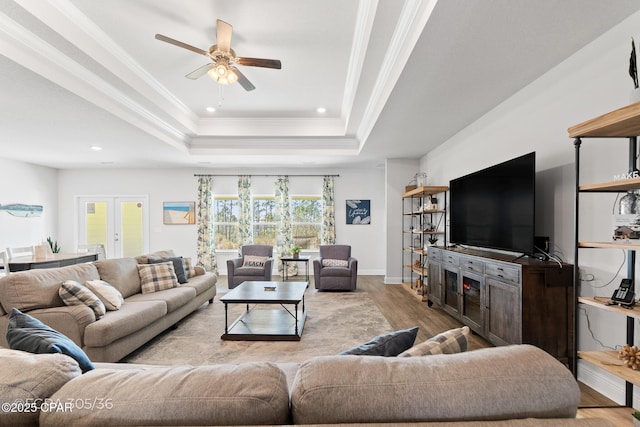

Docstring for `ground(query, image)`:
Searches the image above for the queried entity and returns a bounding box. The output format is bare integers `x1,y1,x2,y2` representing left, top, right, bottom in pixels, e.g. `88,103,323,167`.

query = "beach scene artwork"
0,203,43,217
163,202,195,225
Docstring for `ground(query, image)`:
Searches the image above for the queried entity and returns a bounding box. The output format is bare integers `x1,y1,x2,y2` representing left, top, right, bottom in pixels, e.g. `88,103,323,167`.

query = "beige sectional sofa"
0,250,216,362
1,344,614,426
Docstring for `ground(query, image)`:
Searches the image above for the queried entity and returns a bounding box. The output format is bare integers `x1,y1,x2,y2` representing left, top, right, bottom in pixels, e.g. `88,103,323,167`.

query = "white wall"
0,158,58,252
421,9,640,405
57,167,385,275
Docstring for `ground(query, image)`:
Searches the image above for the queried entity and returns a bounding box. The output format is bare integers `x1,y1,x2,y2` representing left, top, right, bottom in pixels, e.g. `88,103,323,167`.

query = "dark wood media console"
427,247,573,363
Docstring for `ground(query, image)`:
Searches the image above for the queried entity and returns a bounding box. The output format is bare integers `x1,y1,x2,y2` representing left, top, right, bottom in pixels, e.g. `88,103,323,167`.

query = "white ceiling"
1,0,639,170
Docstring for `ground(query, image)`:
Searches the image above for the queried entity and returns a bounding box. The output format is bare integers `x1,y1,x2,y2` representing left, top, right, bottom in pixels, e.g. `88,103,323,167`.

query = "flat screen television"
449,152,535,255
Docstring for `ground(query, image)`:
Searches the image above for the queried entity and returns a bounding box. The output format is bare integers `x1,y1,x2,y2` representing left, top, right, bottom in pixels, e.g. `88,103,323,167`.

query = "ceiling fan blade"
230,67,255,91
237,57,282,69
216,19,233,53
186,63,214,80
155,34,208,56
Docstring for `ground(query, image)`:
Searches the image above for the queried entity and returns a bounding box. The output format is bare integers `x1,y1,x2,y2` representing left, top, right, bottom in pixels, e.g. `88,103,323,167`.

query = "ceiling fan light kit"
155,19,281,91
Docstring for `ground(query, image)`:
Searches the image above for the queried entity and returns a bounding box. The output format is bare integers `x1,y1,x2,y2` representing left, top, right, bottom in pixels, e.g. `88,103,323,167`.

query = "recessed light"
90,146,102,151
206,107,216,113
316,107,326,113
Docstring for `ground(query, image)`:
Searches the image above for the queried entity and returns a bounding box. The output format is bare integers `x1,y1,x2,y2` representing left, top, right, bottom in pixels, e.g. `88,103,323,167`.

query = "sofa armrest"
23,305,96,347
194,266,206,276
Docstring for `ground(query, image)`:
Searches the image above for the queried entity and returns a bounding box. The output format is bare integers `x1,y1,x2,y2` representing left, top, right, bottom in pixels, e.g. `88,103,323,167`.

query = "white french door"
76,196,149,258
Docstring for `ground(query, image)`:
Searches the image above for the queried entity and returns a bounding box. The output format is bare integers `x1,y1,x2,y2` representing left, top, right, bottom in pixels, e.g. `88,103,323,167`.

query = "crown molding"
189,137,359,156
356,0,438,149
0,7,189,150
197,117,346,137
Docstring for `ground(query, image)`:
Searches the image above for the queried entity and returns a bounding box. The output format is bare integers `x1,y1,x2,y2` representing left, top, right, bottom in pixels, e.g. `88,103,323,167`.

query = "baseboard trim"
384,276,402,284
578,359,637,406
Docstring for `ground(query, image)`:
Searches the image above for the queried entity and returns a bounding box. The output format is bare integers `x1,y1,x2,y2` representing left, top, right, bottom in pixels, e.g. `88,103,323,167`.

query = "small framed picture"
346,200,370,225
163,202,196,225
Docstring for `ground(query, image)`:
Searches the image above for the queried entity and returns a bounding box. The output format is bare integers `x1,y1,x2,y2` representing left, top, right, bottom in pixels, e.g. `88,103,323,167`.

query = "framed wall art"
163,201,196,225
346,199,370,225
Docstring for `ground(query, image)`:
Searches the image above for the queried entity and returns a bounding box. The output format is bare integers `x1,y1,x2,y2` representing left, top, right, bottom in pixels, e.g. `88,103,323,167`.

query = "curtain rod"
193,174,339,177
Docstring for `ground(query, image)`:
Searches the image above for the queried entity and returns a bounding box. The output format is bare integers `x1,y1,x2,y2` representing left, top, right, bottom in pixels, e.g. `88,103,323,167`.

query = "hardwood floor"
356,275,630,426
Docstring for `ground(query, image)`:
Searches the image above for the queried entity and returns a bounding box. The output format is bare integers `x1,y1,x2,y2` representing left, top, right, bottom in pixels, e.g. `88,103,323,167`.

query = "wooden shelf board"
579,241,640,250
403,247,426,255
579,350,640,387
580,177,640,192
401,282,429,302
402,186,448,198
568,101,640,138
412,266,428,276
578,296,640,319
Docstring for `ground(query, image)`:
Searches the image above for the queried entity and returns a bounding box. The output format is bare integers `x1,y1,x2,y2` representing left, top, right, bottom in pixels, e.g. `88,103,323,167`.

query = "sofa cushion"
0,348,82,426
135,249,176,264
181,272,216,296
41,362,290,426
0,263,99,313
138,262,179,294
59,280,106,320
291,345,581,424
94,257,141,298
234,266,269,277
83,300,167,348
126,286,197,313
6,308,95,373
339,327,418,356
320,266,353,277
149,256,188,284
398,326,470,357
85,279,124,311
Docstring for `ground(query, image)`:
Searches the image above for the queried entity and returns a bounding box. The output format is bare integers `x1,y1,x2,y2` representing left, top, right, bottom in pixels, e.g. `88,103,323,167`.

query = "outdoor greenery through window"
253,196,276,246
292,196,322,250
213,195,322,250
214,196,239,250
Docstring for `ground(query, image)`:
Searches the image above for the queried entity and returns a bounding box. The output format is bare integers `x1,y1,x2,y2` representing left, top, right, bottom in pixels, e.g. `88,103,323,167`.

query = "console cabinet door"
460,270,484,334
486,278,521,346
427,260,442,305
442,265,460,318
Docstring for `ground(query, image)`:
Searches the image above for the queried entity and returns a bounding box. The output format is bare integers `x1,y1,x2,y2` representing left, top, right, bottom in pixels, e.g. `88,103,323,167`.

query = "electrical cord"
580,249,626,289
579,306,617,351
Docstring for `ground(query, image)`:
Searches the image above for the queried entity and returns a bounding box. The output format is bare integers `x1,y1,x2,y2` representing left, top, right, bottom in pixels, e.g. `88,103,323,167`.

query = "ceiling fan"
155,19,281,91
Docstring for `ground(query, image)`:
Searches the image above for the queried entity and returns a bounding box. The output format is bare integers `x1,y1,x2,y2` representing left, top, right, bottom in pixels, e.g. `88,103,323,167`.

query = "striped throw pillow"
137,261,178,294
59,280,106,320
397,326,470,357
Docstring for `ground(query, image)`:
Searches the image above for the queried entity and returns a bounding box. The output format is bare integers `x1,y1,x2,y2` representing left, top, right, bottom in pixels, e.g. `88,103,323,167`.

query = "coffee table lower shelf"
222,307,307,341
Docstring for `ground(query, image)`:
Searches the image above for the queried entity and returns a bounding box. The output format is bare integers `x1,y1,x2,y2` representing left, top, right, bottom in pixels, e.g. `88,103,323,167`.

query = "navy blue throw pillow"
339,326,419,356
6,308,95,373
149,256,188,284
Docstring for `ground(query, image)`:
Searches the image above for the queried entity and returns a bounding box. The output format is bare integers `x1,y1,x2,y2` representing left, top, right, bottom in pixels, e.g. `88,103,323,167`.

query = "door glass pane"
462,275,482,324
85,202,108,254
120,201,143,257
444,269,458,311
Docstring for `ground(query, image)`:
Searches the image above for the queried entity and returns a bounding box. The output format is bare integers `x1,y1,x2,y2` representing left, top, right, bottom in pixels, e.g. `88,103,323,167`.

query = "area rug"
122,287,393,365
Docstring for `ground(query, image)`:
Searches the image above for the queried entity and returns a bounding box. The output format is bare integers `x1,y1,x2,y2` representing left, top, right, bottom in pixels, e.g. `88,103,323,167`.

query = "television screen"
449,152,535,255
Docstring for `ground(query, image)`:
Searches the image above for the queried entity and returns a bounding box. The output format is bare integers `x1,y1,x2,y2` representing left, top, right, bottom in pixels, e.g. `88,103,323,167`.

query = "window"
253,196,276,246
292,196,322,249
214,197,239,250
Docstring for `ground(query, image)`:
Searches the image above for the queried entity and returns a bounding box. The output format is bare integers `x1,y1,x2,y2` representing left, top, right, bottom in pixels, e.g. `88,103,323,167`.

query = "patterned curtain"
321,176,336,245
274,176,297,276
237,175,253,246
196,176,218,273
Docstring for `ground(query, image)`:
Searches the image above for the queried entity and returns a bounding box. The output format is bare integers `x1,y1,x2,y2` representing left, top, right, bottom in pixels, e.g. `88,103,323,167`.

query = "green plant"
46,237,60,253
290,246,301,255
427,235,439,245
630,38,638,89
633,410,640,420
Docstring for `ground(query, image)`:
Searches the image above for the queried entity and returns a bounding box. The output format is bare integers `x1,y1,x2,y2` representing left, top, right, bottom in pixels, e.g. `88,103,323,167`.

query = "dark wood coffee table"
220,281,308,341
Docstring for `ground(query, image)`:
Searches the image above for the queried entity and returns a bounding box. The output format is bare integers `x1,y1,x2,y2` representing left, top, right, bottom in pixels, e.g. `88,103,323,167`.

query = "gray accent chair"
313,245,358,290
227,244,274,289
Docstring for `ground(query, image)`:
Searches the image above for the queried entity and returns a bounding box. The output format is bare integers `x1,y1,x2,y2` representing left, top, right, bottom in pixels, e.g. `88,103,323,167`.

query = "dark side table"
280,256,310,281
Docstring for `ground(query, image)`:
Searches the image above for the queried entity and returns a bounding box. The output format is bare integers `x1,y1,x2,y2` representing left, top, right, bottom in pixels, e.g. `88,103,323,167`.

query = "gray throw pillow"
339,327,419,356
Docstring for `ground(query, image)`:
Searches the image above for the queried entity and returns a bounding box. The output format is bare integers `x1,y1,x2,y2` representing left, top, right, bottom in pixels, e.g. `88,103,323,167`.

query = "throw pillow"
138,261,179,294
322,258,349,267
398,326,471,357
6,308,95,373
59,280,106,320
339,327,419,356
85,279,124,311
183,257,197,278
149,256,188,284
243,255,268,268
